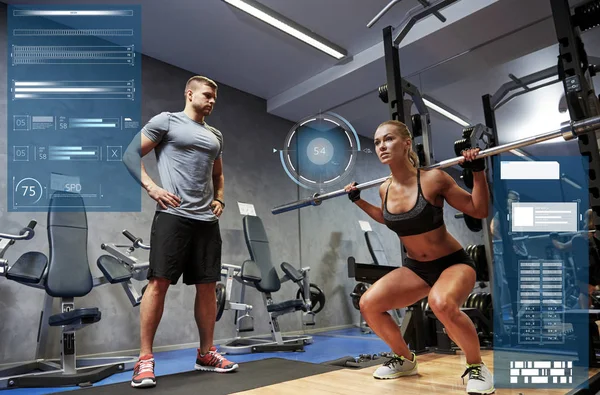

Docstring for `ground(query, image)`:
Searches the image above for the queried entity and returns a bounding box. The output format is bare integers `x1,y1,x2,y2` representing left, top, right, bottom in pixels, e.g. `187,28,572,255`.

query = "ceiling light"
223,0,347,60
422,97,470,127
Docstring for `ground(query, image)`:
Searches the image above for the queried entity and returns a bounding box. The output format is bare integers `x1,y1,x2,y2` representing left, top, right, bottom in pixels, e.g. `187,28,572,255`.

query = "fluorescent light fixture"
223,0,347,60
422,97,470,127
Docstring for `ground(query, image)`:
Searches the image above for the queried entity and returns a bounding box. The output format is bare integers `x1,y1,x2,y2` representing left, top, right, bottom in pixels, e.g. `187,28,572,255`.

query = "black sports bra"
383,170,444,237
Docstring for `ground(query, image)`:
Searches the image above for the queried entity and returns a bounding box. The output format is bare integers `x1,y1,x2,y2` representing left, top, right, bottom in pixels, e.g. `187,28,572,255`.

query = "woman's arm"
438,170,490,219
344,179,388,224
353,200,386,224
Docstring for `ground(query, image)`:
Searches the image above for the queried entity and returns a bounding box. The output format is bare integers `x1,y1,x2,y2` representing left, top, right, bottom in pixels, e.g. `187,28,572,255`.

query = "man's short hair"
185,76,218,92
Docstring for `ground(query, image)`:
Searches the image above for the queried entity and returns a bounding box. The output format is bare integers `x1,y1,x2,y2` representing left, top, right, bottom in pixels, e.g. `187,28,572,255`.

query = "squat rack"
371,0,600,356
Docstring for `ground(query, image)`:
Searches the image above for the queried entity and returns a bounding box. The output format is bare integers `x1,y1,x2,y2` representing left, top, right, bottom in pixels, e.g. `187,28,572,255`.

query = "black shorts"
148,211,222,285
403,249,476,287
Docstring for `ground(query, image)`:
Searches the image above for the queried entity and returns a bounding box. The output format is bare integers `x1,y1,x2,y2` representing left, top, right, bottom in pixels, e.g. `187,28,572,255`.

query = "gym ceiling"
4,0,597,158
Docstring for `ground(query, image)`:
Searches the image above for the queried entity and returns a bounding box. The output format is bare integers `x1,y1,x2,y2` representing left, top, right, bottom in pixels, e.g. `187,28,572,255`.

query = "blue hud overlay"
492,155,591,391
8,5,141,212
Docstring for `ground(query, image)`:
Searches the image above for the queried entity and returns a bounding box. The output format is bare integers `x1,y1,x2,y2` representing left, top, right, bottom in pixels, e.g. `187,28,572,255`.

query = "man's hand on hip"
211,200,224,217
147,185,181,209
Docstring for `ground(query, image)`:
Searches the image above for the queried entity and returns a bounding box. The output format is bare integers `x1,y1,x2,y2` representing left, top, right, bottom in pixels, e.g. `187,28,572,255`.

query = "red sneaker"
195,347,238,372
131,354,156,388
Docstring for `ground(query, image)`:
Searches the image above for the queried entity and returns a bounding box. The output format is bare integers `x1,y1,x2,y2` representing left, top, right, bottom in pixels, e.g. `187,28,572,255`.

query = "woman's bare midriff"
400,225,463,261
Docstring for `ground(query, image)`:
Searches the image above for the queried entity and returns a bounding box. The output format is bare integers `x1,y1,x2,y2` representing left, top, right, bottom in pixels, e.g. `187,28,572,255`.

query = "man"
124,75,238,389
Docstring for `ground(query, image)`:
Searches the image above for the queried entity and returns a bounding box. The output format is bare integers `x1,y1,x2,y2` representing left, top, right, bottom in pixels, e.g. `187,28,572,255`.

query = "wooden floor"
234,351,599,395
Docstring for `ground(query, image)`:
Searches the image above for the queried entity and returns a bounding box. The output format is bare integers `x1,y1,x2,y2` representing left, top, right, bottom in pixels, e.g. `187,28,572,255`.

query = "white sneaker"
373,352,418,379
462,363,495,394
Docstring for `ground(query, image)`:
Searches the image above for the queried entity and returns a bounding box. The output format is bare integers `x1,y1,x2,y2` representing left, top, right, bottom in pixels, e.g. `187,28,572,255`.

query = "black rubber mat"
53,358,342,394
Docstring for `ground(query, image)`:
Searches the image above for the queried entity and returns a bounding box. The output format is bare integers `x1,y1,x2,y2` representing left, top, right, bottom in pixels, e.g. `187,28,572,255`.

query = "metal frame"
551,0,600,370
475,0,600,370
367,0,449,28
220,266,314,355
491,66,560,110
551,0,600,234
392,0,459,46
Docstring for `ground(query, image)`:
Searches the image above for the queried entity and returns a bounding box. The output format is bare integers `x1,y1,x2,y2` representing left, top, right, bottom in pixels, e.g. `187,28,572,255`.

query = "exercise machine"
220,215,320,354
98,230,253,322
0,192,138,390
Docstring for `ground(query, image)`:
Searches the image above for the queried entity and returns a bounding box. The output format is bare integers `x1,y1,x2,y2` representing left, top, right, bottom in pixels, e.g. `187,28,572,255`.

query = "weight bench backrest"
365,231,389,266
45,192,93,297
243,215,281,293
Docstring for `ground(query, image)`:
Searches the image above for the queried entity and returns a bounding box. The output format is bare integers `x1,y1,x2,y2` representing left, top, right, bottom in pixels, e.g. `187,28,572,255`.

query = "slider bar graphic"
13,80,135,100
13,10,134,16
12,45,135,65
13,29,133,36
48,146,99,161
70,118,120,128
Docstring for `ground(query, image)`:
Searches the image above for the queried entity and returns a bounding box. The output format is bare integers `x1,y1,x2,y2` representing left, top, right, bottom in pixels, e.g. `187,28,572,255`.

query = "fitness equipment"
296,283,326,314
491,229,596,244
271,114,600,215
349,231,403,333
325,352,385,369
0,220,47,284
453,212,484,233
97,230,151,307
220,215,317,354
452,124,494,232
0,193,138,390
350,283,368,310
99,230,249,322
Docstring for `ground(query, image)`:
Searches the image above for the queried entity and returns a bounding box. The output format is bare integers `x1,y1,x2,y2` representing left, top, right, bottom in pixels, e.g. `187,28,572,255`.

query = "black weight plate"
216,282,226,322
309,283,326,314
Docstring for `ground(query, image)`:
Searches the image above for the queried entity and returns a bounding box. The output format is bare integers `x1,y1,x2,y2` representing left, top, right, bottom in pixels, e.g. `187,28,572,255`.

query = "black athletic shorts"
148,211,222,285
403,249,476,287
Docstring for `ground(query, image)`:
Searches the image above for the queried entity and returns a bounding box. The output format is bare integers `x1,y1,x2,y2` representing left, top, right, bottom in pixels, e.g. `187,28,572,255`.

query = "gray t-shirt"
142,111,223,221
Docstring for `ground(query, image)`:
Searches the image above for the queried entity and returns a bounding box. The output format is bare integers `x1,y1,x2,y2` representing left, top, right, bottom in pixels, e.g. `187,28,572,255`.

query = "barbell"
272,115,600,215
492,229,596,243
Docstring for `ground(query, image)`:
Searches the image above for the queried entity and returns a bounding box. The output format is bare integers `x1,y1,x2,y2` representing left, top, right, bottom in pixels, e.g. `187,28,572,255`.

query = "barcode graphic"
510,361,573,384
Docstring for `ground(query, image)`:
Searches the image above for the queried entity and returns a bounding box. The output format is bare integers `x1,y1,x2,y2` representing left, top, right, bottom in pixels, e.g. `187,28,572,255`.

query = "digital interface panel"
493,156,590,391
8,5,141,212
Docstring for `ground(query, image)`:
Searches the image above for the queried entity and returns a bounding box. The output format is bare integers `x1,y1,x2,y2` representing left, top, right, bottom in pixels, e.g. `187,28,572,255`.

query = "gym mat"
52,358,342,395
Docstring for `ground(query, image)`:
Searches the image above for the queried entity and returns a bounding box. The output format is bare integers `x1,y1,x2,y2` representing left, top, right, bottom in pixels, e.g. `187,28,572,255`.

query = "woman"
345,120,494,395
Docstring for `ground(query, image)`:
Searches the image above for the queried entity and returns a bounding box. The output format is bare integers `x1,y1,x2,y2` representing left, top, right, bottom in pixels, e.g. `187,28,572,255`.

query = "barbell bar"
492,229,596,243
272,115,600,215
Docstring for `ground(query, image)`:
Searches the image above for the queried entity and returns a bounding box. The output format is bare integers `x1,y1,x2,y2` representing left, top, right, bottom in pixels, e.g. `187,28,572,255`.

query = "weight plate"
216,283,226,322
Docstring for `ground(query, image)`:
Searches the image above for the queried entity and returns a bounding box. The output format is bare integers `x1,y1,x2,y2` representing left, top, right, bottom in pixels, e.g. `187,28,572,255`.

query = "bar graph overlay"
12,45,135,65
48,146,99,161
8,4,141,211
12,80,135,100
518,260,565,345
